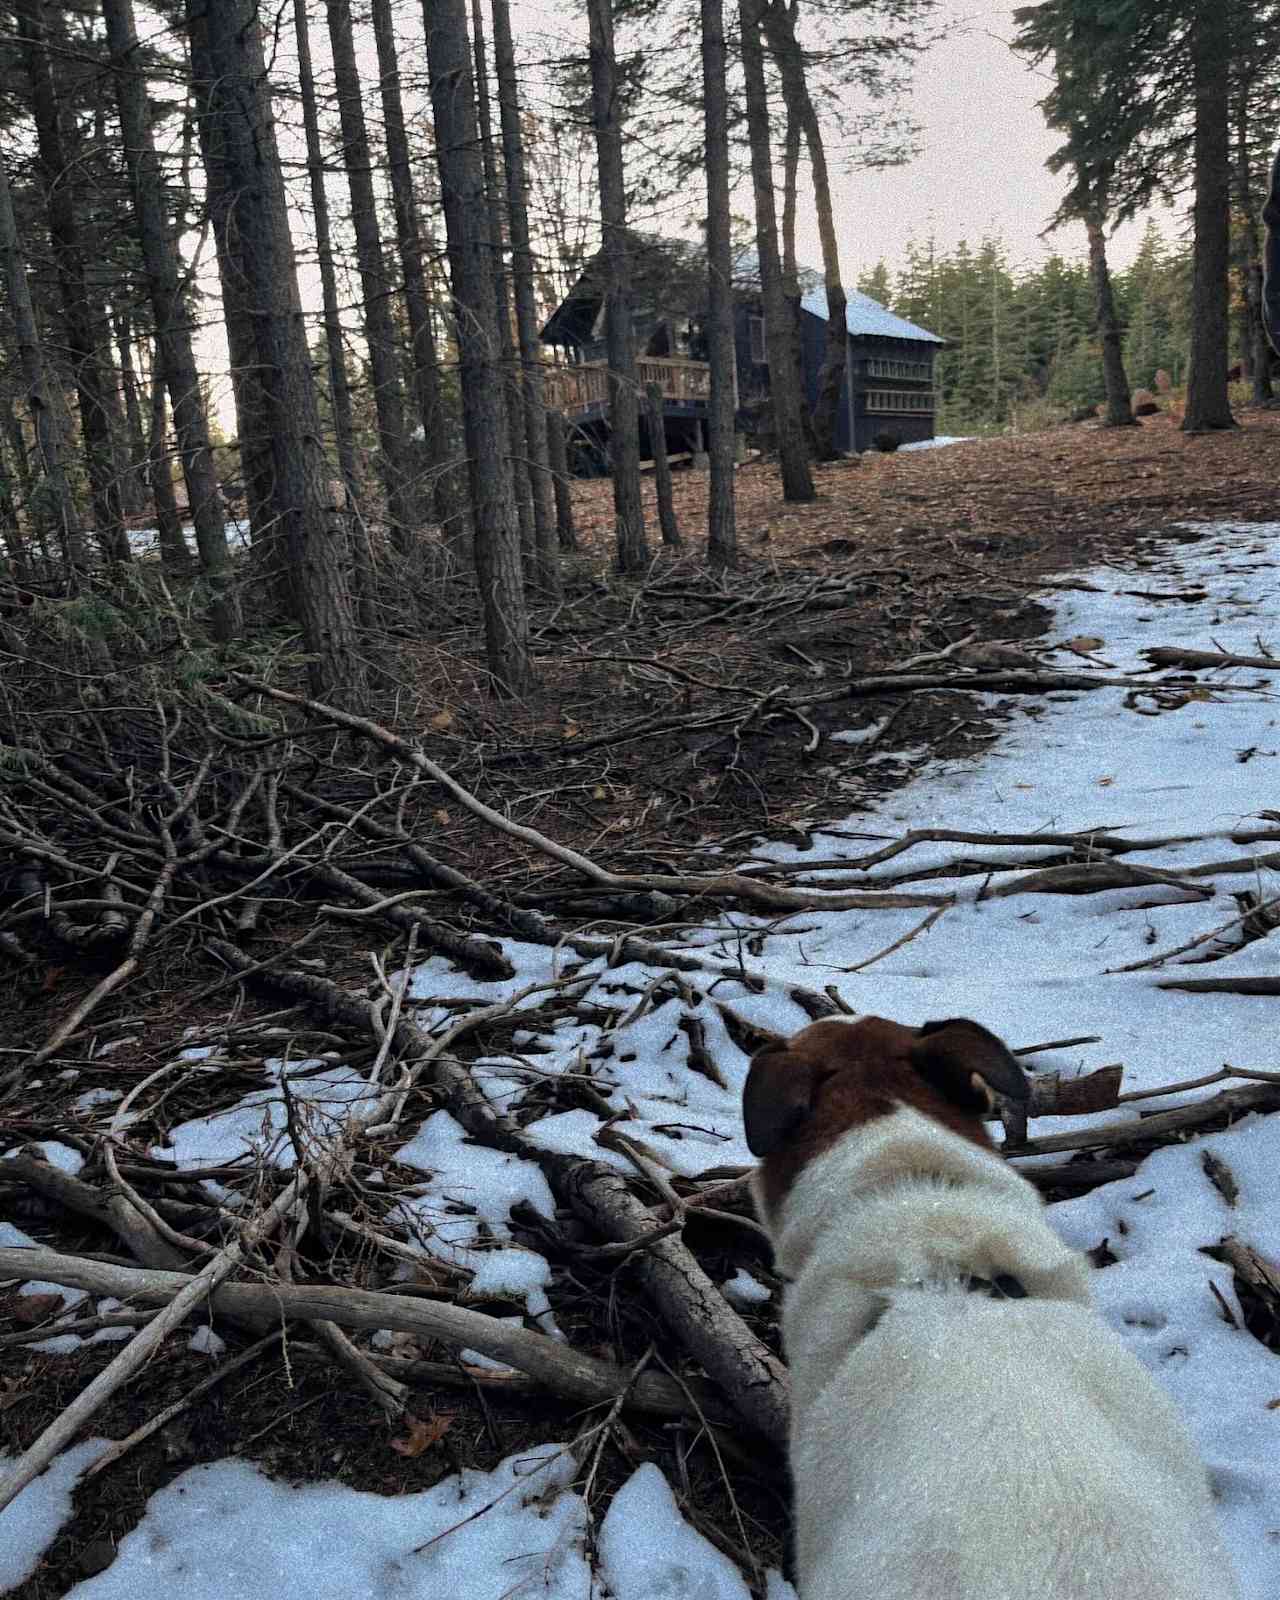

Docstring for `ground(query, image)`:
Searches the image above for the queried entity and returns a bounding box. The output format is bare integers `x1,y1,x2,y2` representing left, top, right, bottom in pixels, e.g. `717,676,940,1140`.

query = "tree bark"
740,0,814,500
18,0,129,562
191,0,360,700
294,0,360,514
111,307,151,515
425,0,534,696
701,0,737,567
546,408,577,550
1182,0,1236,432
779,99,814,452
470,0,531,556
762,0,846,460
145,359,192,574
0,151,87,573
184,20,276,565
103,0,238,638
645,381,681,547
325,0,416,551
1264,144,1280,358
1236,110,1274,401
370,0,460,532
1084,209,1136,427
492,0,560,594
586,0,650,572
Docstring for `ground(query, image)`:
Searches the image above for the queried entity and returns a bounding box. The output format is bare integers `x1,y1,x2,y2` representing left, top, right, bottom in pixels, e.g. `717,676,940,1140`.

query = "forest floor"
4,403,1280,1598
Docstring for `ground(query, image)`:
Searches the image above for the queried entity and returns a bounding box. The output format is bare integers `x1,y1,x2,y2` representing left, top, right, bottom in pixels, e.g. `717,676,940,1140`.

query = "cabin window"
749,314,767,364
864,389,934,414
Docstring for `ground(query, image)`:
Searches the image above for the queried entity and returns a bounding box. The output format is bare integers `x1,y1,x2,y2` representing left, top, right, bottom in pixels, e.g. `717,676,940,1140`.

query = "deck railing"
543,355,711,417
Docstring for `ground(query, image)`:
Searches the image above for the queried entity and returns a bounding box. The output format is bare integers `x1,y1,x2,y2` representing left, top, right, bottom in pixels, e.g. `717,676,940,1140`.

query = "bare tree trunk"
701,0,737,567
325,0,416,551
185,22,276,564
370,0,460,532
112,307,150,515
0,430,30,581
146,359,192,573
294,0,360,512
1264,145,1280,358
492,0,559,595
645,382,681,547
1235,109,1275,402
470,0,531,555
425,0,534,695
18,0,129,562
1084,209,1136,427
192,0,360,700
586,0,650,572
104,0,238,638
762,0,845,460
546,409,577,550
1182,0,1236,432
739,0,814,500
779,99,814,452
0,151,86,573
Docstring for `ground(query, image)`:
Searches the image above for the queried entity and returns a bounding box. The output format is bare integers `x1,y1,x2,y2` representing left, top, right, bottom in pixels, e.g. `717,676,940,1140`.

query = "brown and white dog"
745,1015,1238,1600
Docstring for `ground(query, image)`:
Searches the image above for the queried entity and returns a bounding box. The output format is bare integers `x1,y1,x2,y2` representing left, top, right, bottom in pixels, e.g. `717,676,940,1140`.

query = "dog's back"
745,1015,1239,1600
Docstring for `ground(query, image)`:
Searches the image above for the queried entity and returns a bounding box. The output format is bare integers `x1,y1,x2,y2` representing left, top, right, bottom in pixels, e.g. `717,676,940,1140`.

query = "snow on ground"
9,520,1280,1596
898,433,972,451
126,518,250,559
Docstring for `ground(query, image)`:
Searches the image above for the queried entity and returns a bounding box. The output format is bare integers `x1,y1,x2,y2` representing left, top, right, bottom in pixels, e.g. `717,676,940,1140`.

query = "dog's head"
743,1015,1029,1218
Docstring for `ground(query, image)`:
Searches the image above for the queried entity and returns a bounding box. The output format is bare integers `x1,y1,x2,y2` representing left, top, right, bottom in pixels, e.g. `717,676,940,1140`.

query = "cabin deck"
543,355,711,420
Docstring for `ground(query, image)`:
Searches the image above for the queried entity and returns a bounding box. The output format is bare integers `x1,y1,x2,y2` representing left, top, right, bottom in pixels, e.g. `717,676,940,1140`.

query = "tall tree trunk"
369,0,460,532
762,0,846,460
112,307,151,515
191,0,360,700
701,0,736,567
492,0,559,594
1264,144,1280,358
470,0,532,554
1182,0,1236,432
425,0,534,695
1084,208,1135,427
739,0,814,500
1235,108,1275,401
0,151,86,573
779,99,814,452
18,0,129,561
146,358,193,573
185,20,275,561
645,382,681,547
0,429,30,581
103,0,238,639
586,0,650,571
294,0,361,512
325,0,416,551
546,408,577,550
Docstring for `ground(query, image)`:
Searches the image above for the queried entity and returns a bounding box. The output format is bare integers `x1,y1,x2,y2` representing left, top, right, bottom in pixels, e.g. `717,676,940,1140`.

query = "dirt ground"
3,405,1279,1597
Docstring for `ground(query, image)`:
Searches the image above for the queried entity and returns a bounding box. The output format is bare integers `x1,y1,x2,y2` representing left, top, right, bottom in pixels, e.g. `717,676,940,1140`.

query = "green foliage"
884,224,1194,431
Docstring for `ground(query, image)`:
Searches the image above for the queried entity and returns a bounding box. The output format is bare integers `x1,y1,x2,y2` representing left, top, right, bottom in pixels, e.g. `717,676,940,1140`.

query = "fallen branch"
0,1246,735,1428
203,938,791,1446
1142,646,1280,672
1000,1082,1280,1157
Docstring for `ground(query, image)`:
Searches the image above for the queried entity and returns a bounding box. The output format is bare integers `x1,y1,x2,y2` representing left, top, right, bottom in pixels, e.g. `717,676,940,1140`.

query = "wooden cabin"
538,235,943,467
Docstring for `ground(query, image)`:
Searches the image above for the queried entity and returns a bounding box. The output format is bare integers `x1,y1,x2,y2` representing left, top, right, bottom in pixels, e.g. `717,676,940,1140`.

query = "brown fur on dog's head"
743,1014,1028,1215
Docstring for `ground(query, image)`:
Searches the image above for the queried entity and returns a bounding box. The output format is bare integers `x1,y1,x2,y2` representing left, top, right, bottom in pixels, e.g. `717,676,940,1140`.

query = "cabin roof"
540,234,942,346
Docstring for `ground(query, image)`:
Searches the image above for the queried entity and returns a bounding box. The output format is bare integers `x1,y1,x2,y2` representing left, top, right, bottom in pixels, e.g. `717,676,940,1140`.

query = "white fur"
765,1105,1239,1600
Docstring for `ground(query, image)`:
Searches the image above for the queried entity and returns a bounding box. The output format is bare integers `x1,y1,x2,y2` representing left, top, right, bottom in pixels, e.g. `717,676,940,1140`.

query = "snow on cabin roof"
728,247,942,343
800,282,944,345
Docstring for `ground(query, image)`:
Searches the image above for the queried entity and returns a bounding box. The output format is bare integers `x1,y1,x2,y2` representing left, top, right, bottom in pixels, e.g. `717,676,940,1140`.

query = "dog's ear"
743,1044,820,1157
910,1018,1029,1114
